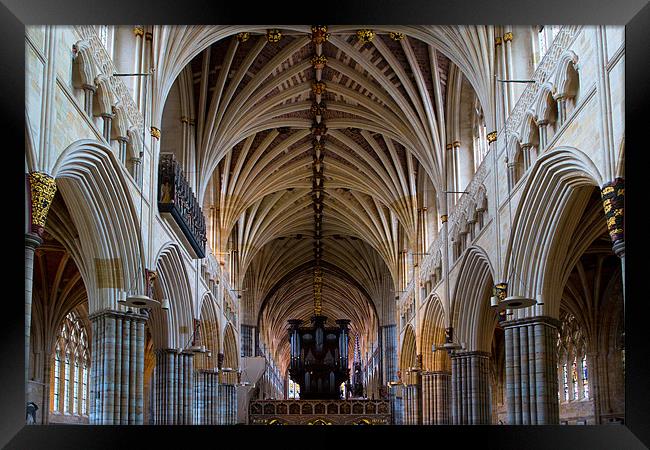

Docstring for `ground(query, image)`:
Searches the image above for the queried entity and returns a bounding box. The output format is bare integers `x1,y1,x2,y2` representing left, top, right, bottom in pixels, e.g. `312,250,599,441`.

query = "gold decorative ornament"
356,29,375,44
310,102,326,116
180,116,189,124
495,36,502,46
601,178,624,245
145,32,153,41
494,283,508,301
445,144,453,150
389,32,405,41
440,214,448,224
311,54,328,70
151,126,161,139
311,25,330,44
487,131,497,143
236,32,250,42
266,29,282,43
452,140,461,147
311,121,327,136
133,26,145,37
503,32,513,42
311,81,327,95
28,172,57,236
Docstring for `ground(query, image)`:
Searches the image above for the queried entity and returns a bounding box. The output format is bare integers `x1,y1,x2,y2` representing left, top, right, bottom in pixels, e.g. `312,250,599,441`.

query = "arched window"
472,99,488,171
582,355,589,399
50,311,90,417
534,25,562,67
557,311,589,402
288,378,300,399
95,26,115,57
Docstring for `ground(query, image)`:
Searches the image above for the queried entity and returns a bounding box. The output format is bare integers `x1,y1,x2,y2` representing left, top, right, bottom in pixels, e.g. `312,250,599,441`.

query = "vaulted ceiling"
161,26,485,366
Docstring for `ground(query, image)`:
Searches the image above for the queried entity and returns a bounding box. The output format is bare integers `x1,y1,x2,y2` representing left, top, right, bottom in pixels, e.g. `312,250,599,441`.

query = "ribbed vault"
161,26,488,374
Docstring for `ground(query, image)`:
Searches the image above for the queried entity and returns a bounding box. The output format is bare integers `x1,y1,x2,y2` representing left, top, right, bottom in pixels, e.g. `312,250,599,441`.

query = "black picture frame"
2,0,648,448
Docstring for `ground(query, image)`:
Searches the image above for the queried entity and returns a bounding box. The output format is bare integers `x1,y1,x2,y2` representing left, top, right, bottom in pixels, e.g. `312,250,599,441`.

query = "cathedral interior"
24,25,625,426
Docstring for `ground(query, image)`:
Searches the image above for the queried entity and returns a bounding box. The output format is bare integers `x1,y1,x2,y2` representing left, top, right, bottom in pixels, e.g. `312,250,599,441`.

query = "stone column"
601,178,624,299
556,97,567,126
538,121,549,150
152,349,194,424
25,172,57,400
194,370,220,424
130,157,142,185
507,162,517,191
116,137,129,165
393,384,404,425
503,316,560,424
503,31,515,114
82,85,96,117
217,383,237,425
381,324,399,423
521,144,532,171
101,113,114,142
451,351,491,424
89,309,147,424
422,371,451,424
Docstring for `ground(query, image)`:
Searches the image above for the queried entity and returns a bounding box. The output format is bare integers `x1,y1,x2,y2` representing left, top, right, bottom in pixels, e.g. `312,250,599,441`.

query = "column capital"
25,232,43,250
27,172,57,238
502,315,561,330
150,126,161,140
88,308,149,323
450,350,490,359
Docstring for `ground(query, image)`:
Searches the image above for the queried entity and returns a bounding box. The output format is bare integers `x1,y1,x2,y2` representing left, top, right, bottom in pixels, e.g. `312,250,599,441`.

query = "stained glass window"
64,356,70,412
73,362,79,414
82,367,88,415
51,310,90,416
562,363,568,401
582,355,589,399
53,349,61,411
572,357,578,399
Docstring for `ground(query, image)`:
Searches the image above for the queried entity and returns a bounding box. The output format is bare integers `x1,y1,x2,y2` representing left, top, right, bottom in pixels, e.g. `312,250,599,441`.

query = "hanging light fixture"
160,298,170,311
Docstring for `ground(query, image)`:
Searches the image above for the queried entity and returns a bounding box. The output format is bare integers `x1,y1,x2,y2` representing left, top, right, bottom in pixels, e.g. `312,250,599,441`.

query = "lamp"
119,294,159,309
160,298,170,311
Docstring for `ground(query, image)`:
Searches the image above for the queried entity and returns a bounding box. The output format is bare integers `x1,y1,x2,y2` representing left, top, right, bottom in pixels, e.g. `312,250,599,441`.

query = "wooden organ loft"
288,316,351,400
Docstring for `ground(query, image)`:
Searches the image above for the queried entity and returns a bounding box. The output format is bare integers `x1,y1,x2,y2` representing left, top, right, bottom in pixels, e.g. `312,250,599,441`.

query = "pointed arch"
451,245,496,353
399,324,418,381
51,140,143,313
419,295,450,372
504,147,603,320
150,243,194,350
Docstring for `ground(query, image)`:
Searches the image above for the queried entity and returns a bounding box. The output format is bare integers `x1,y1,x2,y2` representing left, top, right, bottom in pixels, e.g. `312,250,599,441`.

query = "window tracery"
50,311,90,417
472,100,488,172
557,311,589,402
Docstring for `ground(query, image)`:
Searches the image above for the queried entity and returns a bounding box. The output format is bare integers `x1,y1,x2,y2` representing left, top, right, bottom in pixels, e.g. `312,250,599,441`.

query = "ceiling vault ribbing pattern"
164,26,484,368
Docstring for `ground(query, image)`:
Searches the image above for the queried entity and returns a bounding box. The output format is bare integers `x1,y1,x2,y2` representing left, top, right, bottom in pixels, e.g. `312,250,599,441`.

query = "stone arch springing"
51,140,143,314
450,245,497,353
194,292,221,370
222,323,239,384
504,147,603,321
399,324,418,384
419,296,450,372
150,243,194,350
